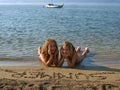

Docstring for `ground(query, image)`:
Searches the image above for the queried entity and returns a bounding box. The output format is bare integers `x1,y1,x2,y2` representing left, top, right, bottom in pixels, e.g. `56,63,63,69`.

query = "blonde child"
38,38,59,67
58,41,89,68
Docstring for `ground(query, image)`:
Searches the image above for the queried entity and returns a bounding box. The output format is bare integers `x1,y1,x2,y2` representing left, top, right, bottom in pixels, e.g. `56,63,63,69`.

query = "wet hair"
60,41,76,58
42,38,58,60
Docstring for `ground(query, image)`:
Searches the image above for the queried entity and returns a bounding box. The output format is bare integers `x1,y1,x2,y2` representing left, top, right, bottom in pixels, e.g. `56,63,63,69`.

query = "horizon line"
0,2,120,5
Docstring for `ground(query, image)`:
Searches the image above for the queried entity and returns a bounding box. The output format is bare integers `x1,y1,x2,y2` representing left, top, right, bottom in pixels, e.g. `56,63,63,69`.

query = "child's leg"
81,47,89,59
76,47,89,65
75,46,82,64
38,47,41,56
76,46,81,53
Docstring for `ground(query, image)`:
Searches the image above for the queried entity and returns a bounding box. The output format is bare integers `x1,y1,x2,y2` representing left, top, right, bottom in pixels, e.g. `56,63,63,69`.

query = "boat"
43,0,64,8
44,3,64,8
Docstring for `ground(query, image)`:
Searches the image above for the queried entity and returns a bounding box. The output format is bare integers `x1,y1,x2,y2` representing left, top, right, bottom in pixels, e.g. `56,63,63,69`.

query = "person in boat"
38,38,59,67
57,41,89,68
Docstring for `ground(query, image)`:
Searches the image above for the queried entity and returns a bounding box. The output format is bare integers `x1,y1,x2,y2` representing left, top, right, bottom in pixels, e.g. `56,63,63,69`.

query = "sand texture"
0,66,120,90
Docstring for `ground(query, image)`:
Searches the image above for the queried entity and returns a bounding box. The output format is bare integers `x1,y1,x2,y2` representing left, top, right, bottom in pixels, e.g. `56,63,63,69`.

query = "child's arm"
57,57,64,67
66,53,77,68
40,54,53,66
53,50,59,66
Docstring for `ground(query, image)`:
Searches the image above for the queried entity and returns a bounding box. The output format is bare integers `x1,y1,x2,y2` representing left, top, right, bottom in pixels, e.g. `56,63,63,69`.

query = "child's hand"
54,49,58,56
66,56,70,60
48,48,53,55
60,50,64,57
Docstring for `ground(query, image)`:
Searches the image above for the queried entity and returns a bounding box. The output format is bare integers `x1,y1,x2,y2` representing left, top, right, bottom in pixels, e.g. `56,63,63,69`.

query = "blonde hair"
60,41,76,59
42,38,58,60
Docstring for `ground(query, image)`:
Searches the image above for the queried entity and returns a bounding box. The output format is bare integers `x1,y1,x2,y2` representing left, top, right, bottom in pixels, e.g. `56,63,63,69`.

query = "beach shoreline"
0,66,120,90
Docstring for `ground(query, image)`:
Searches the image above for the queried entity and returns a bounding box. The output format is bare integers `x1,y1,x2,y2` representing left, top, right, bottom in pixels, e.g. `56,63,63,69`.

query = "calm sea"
0,4,120,68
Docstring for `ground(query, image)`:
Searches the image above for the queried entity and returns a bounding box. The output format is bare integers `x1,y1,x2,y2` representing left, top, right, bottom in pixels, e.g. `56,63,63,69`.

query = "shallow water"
0,4,120,67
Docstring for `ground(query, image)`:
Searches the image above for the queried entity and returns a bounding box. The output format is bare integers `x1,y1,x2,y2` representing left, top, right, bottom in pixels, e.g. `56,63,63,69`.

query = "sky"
0,0,120,5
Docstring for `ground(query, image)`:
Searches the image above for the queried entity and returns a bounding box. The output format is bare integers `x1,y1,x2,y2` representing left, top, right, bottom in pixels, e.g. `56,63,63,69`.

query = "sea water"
0,4,120,68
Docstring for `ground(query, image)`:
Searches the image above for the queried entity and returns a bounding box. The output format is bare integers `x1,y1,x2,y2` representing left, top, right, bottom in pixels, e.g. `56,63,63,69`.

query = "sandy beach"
0,65,120,90
0,2,120,90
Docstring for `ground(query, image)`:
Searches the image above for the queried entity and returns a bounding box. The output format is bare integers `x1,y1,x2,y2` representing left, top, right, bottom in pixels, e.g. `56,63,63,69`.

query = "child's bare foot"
76,46,81,53
81,47,89,57
85,47,89,53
